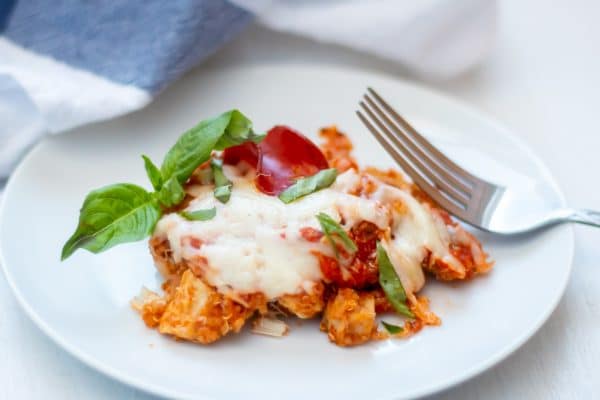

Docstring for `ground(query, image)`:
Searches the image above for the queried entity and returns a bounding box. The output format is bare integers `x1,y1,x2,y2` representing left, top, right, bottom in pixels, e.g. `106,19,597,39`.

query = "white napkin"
233,0,496,80
0,74,45,182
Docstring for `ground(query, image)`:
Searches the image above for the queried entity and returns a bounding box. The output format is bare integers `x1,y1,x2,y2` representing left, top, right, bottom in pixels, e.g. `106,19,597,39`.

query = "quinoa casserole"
62,110,492,347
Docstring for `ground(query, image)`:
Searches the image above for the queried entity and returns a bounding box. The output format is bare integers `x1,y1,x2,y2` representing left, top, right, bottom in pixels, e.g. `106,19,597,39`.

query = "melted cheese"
373,184,458,294
154,168,388,299
153,167,462,299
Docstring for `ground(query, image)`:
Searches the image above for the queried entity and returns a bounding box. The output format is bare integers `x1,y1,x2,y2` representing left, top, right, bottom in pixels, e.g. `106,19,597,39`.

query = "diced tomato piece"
189,237,203,249
349,221,378,262
313,221,380,289
315,252,379,289
346,260,379,288
313,252,345,285
300,227,324,242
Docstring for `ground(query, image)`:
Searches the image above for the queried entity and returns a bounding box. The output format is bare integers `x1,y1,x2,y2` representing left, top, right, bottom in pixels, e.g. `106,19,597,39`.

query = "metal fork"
357,88,600,234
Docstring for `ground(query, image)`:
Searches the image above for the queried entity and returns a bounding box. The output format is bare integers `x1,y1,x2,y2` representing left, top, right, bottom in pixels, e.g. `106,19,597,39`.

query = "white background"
1,1,599,398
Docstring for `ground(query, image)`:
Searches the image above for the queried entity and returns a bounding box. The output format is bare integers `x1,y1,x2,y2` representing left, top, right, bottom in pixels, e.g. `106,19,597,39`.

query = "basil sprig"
316,212,357,258
210,159,232,203
278,168,337,204
61,184,161,260
62,110,257,260
160,110,261,185
377,242,414,318
381,321,404,335
142,155,162,191
179,207,217,221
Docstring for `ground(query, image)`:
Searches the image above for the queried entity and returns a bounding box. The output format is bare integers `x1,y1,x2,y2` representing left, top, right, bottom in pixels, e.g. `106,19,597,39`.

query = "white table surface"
1,1,599,399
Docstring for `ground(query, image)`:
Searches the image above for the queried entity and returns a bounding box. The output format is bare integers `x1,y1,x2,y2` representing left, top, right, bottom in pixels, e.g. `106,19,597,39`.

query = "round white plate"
0,65,573,400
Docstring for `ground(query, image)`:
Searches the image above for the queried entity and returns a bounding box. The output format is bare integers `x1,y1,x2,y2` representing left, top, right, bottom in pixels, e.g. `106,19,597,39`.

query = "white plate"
0,64,573,400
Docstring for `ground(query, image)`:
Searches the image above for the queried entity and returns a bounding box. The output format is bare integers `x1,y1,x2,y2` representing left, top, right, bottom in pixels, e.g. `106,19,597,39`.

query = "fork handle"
562,208,600,228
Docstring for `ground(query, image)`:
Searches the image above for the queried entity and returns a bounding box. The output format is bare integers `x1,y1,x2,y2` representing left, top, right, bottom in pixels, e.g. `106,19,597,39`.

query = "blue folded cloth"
2,0,251,93
0,0,496,181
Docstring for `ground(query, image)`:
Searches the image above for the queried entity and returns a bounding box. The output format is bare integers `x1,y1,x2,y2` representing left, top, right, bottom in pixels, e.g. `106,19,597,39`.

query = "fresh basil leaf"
210,159,232,203
142,155,163,191
278,168,338,204
61,184,161,260
62,110,260,260
179,207,217,221
316,212,357,258
160,110,255,185
382,321,404,335
377,242,414,318
214,185,231,203
213,110,259,150
156,176,185,208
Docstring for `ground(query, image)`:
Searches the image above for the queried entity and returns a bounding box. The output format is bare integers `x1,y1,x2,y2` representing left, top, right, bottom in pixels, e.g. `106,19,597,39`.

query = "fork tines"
356,88,484,220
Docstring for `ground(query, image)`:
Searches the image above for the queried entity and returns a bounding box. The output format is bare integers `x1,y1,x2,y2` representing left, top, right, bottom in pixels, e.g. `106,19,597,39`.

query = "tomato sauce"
313,221,381,289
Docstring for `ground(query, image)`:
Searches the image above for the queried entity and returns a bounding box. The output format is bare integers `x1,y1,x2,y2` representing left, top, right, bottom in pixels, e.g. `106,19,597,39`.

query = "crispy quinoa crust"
132,126,492,346
277,282,326,319
321,288,377,346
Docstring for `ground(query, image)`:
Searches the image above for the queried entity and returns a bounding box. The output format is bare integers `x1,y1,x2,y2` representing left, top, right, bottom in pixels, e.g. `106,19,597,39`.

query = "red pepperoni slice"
223,125,329,195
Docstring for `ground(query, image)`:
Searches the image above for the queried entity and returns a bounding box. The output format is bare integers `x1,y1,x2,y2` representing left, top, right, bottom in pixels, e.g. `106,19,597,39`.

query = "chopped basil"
61,184,161,260
179,207,217,221
382,321,404,335
62,110,257,260
210,159,232,203
142,155,162,191
377,242,414,318
278,168,338,204
316,212,357,258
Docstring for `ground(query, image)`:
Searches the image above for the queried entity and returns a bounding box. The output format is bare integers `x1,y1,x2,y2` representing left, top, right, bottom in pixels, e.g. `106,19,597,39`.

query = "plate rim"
0,62,575,400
